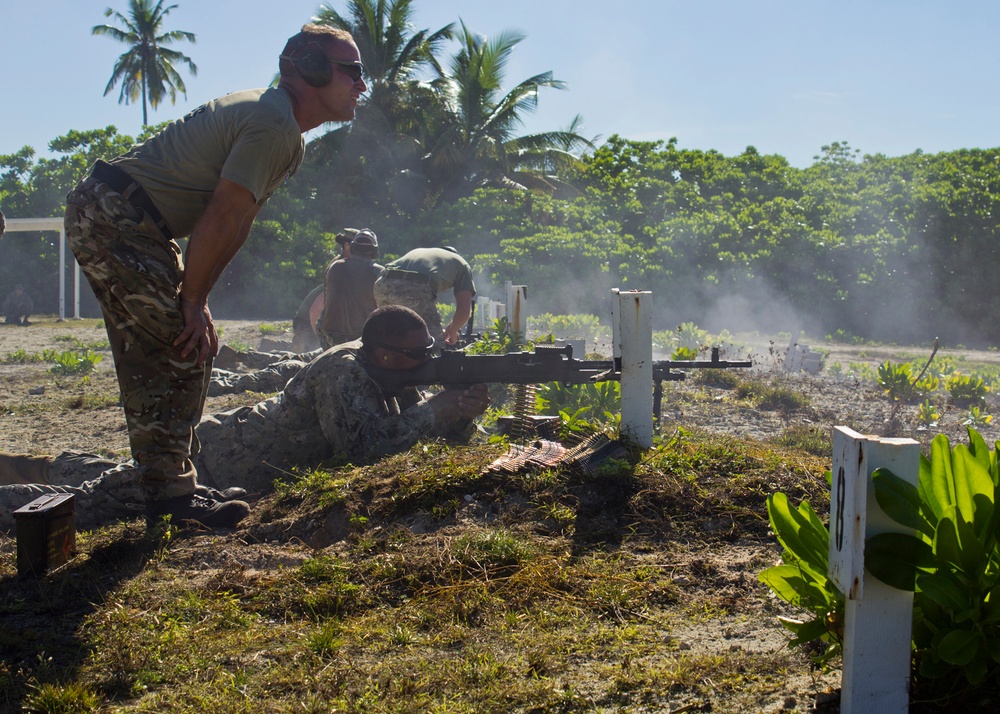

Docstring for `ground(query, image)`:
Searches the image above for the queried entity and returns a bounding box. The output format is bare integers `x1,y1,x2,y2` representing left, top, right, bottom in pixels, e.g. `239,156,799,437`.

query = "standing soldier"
63,24,367,528
315,228,383,348
374,246,475,346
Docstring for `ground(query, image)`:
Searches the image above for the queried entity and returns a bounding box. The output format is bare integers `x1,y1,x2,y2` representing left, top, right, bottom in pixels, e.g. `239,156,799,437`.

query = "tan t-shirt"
114,87,304,238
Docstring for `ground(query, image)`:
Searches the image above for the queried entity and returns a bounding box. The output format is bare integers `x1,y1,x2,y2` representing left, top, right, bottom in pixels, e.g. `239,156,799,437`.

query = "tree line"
2,0,998,348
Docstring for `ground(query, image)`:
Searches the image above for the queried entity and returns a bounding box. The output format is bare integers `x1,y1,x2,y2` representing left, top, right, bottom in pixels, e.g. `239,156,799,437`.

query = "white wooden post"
504,282,527,340
829,426,919,713
612,289,653,448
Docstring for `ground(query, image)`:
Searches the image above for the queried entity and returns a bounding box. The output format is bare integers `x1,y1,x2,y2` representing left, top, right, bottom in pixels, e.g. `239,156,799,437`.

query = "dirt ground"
3,318,998,458
2,318,999,712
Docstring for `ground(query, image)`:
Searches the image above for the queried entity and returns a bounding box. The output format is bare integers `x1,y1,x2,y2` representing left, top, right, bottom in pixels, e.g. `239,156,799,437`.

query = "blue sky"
1,0,998,169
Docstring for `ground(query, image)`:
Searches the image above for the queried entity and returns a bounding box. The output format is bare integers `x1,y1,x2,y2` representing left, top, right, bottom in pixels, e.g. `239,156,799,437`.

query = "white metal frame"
3,217,79,320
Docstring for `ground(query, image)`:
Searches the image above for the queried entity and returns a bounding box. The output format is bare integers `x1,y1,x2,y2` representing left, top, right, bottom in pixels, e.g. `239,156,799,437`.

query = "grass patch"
0,420,836,712
734,378,810,411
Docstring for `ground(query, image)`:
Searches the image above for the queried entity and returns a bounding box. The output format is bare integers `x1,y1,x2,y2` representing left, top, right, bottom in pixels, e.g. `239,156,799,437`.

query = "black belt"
89,160,173,240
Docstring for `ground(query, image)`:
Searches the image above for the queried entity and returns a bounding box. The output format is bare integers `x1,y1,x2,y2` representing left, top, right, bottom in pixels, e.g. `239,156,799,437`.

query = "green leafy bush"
946,373,990,407
877,360,915,401
916,399,940,427
528,313,608,346
49,350,103,376
866,428,1000,686
758,491,844,663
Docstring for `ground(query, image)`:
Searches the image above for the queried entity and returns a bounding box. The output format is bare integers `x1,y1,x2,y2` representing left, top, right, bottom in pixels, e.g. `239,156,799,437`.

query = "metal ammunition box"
14,493,76,576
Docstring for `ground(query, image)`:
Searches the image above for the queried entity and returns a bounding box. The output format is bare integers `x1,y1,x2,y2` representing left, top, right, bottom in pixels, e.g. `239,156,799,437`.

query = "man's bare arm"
444,290,474,344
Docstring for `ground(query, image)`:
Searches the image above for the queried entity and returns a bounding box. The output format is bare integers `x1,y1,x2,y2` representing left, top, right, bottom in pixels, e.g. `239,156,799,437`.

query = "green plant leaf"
917,571,974,613
923,435,955,520
786,616,830,645
866,532,933,591
966,427,993,473
952,444,994,532
937,628,980,665
766,493,828,569
934,513,985,574
872,467,934,537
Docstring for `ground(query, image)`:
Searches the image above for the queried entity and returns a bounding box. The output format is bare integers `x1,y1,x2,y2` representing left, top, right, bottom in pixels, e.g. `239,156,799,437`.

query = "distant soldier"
374,246,475,345
3,284,34,326
316,228,383,349
0,306,489,532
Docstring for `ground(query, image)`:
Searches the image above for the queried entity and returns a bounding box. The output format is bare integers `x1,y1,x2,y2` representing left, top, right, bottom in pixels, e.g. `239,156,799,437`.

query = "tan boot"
0,453,53,485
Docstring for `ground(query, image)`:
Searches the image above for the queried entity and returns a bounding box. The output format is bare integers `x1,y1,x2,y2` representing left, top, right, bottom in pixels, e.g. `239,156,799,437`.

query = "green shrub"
946,373,990,407
867,428,1000,687
758,491,843,664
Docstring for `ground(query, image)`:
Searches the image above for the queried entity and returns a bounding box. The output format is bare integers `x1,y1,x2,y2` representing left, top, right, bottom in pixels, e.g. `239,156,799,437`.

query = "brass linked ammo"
14,493,76,576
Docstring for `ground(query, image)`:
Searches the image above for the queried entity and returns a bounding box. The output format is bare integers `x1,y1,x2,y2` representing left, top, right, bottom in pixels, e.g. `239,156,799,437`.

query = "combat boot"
195,484,248,501
145,493,249,529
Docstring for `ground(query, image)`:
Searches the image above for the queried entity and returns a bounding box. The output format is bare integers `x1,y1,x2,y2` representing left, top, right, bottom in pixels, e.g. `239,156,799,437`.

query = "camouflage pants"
64,176,211,500
373,276,442,342
207,360,307,396
0,453,142,533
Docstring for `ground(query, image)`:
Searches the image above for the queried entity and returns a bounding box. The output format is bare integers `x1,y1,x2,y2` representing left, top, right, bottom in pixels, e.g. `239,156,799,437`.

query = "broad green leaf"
866,532,933,591
872,467,934,538
937,628,980,665
933,513,985,575
952,444,994,531
766,493,828,569
917,571,974,613
787,616,830,645
758,565,804,603
966,427,993,475
923,435,955,519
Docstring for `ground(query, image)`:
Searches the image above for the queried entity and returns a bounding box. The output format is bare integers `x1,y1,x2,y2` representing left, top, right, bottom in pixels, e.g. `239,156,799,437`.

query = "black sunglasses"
331,60,364,82
376,338,435,361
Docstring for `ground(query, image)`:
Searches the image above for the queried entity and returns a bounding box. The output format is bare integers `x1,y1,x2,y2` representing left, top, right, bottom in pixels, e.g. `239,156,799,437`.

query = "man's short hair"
361,306,426,355
280,24,356,77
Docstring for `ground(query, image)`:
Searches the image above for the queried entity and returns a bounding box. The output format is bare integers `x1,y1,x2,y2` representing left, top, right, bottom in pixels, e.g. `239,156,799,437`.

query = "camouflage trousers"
207,360,308,396
64,176,211,501
373,276,442,342
0,452,142,533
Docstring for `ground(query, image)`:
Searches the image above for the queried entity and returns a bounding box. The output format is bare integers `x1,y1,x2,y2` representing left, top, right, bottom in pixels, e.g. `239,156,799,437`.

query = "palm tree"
313,0,453,133
425,21,593,201
310,0,454,215
92,0,197,126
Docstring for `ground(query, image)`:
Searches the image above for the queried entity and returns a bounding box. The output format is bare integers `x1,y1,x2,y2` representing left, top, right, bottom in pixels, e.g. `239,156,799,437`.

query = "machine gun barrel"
366,345,751,395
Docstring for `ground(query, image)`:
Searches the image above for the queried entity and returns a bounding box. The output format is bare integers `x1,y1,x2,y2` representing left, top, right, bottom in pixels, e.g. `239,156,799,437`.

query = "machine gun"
365,344,752,420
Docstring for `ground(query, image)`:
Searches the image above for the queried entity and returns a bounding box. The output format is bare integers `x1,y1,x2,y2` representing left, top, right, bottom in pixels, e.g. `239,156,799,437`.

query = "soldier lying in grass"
0,306,489,532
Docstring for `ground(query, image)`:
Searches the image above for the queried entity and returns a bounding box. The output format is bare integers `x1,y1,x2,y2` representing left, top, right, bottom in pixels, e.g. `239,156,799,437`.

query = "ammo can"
13,493,76,576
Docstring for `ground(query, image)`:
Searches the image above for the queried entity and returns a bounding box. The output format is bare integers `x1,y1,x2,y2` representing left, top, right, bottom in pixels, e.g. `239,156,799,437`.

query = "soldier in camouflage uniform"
0,307,488,532
373,247,475,346
62,24,367,528
208,358,312,396
3,284,34,325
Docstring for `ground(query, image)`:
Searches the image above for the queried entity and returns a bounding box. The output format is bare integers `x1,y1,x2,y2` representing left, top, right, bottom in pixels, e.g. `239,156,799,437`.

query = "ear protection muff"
280,42,331,88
